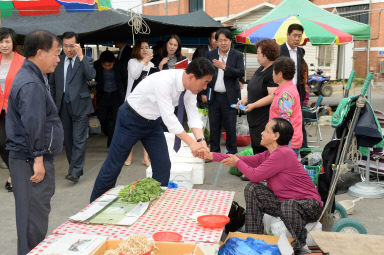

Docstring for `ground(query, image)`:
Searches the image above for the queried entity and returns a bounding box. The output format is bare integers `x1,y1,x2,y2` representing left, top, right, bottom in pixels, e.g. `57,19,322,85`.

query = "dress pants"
0,110,9,168
97,91,121,147
9,156,55,255
90,104,171,202
60,100,88,178
208,93,237,154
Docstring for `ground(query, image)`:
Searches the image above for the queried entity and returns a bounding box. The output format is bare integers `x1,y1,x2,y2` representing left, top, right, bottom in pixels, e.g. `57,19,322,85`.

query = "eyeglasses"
63,44,75,49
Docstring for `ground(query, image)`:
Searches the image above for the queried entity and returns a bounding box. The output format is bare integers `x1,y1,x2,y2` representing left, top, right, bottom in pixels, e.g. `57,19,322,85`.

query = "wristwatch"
197,137,206,142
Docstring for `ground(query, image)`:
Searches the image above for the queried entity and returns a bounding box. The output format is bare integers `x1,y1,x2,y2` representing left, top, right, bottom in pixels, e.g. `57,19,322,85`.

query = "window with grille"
336,4,369,24
318,45,333,67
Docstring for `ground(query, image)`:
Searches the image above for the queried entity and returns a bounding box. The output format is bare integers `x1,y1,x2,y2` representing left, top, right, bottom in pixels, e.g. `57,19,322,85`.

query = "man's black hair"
273,56,295,81
271,118,294,146
287,24,304,35
0,27,16,51
215,28,232,40
62,31,79,43
186,57,216,79
24,30,60,59
99,50,115,63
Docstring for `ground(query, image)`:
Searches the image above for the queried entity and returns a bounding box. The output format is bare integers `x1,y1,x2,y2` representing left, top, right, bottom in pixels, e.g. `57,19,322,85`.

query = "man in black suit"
280,23,308,150
192,31,217,60
206,28,245,154
193,31,217,109
94,50,127,148
114,40,131,69
49,31,96,183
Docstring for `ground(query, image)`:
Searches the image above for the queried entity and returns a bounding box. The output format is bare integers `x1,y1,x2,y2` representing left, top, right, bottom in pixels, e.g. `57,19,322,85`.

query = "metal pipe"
366,0,371,77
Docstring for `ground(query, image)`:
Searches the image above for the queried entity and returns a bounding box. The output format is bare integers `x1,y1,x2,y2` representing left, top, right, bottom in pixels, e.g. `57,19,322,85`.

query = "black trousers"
208,93,237,154
10,156,55,255
249,125,267,155
0,110,9,169
97,92,122,147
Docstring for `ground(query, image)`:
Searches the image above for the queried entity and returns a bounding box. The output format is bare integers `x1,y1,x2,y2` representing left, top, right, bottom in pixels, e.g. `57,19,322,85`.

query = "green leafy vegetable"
118,178,165,202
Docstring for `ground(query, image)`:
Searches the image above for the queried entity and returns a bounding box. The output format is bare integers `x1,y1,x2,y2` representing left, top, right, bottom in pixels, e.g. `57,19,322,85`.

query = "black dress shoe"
65,174,79,183
5,181,12,192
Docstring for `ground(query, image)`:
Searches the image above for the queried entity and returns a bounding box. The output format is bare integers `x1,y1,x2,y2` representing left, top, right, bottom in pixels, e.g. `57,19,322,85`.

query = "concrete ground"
0,83,384,254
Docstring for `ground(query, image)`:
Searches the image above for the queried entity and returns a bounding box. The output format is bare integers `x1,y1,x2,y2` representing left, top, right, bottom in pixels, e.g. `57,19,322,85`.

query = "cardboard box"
224,232,294,255
310,231,384,255
91,240,208,255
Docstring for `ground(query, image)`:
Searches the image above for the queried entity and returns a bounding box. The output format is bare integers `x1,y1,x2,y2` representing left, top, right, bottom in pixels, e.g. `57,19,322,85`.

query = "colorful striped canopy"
236,14,353,46
234,0,370,46
0,0,111,17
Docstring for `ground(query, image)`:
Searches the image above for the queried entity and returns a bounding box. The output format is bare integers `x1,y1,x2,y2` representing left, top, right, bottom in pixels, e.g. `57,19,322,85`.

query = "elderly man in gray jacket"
6,30,64,255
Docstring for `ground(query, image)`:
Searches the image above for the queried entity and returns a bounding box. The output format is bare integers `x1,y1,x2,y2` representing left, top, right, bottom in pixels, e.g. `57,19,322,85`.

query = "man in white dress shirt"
90,57,215,202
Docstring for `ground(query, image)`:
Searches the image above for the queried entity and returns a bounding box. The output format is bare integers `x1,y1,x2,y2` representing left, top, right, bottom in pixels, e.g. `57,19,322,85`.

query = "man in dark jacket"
94,50,127,147
49,31,96,183
280,23,308,151
193,31,217,109
206,28,245,154
6,30,64,255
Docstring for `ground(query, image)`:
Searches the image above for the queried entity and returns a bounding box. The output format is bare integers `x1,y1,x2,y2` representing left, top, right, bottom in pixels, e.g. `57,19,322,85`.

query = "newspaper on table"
69,186,150,226
40,234,107,255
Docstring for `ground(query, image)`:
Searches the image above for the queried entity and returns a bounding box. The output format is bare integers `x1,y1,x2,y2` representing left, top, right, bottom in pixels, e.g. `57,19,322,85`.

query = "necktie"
173,90,186,152
64,58,72,103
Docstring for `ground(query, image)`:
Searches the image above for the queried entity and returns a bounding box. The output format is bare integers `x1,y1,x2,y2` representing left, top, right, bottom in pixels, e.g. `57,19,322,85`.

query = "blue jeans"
90,104,171,202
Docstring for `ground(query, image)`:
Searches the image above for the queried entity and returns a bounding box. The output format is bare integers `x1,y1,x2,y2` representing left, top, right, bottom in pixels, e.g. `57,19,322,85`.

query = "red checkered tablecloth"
29,189,234,254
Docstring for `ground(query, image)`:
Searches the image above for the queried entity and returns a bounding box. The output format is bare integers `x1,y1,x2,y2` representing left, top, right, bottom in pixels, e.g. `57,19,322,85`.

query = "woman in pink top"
203,118,321,255
269,56,303,155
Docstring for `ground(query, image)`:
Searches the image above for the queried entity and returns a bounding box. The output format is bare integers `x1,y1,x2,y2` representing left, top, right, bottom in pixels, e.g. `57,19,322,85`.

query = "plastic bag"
263,214,322,247
228,148,253,176
219,237,280,255
236,115,249,135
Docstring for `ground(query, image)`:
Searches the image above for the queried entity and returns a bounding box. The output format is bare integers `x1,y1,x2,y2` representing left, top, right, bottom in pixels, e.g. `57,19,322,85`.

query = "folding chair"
302,95,324,147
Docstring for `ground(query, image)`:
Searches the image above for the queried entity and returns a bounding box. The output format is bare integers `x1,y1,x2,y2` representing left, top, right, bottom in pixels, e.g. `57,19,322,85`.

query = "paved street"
0,83,383,254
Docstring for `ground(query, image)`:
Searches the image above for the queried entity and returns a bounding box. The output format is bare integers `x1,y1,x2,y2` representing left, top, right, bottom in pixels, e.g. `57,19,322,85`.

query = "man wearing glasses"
49,31,96,183
206,28,245,156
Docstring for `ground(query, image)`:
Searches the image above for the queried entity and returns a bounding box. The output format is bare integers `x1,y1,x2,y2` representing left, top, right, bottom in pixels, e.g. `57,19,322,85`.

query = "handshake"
189,141,212,161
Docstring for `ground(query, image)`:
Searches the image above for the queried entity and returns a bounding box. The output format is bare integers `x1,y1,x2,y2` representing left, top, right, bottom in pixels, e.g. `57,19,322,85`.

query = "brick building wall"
142,0,384,80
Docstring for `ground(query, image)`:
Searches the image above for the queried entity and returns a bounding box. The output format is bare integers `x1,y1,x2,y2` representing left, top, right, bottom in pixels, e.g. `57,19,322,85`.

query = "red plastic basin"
152,231,183,242
197,214,230,229
222,132,251,147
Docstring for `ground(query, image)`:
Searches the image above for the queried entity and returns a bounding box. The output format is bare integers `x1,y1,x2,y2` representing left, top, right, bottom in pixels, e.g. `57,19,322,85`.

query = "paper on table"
69,186,123,222
117,201,150,225
40,234,107,255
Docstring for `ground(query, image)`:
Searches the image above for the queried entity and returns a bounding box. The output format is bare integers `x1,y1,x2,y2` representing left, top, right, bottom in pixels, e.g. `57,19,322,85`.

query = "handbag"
224,201,246,234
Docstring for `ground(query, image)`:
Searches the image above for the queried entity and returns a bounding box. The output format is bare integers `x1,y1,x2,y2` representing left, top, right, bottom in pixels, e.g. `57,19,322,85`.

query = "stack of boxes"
146,132,205,189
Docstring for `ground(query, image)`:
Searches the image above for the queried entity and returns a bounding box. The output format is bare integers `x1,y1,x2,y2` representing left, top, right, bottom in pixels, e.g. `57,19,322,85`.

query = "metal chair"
302,95,324,147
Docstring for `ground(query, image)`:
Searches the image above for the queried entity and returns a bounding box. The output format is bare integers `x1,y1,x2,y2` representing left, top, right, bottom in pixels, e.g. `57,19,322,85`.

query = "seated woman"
203,118,322,255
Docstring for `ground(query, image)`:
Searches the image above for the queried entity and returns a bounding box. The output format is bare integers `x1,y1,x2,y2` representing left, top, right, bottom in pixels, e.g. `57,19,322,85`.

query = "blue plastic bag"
219,237,281,255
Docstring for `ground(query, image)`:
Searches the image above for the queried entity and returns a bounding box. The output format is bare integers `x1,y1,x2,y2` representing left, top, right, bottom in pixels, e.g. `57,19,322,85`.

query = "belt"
214,91,226,95
125,101,153,122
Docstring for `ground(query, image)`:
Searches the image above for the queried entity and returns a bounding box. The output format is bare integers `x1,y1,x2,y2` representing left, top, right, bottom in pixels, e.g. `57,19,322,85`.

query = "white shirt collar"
219,48,230,58
65,55,77,62
176,70,185,92
285,42,297,52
